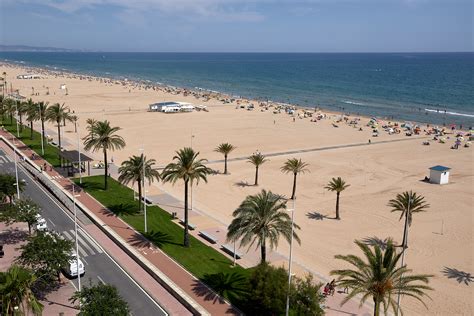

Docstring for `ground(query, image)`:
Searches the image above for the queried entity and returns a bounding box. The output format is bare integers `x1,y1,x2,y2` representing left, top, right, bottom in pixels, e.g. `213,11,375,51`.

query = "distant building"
429,165,451,185
148,101,195,113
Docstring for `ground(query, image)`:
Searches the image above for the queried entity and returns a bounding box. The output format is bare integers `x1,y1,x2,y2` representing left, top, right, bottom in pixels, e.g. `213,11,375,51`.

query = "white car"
34,214,48,231
64,253,85,278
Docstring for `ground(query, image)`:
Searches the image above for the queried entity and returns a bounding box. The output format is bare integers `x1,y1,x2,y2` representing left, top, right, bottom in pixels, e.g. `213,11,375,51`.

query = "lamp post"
15,102,20,138
12,137,20,199
285,198,296,316
395,197,411,316
38,104,44,155
77,122,82,184
139,148,147,233
190,134,195,212
72,184,81,291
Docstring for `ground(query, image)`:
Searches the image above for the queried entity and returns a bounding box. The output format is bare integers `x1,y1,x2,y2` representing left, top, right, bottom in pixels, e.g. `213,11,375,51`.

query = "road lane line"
12,160,168,315
62,230,89,258
80,230,104,254
97,275,106,284
77,232,95,255
48,218,56,227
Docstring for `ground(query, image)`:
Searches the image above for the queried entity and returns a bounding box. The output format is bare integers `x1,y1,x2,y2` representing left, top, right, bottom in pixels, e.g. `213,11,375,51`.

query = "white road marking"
97,275,106,284
62,230,89,258
12,160,168,315
80,230,104,254
48,218,56,227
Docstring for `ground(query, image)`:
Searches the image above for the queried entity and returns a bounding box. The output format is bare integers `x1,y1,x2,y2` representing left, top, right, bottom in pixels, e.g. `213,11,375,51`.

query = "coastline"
1,62,473,315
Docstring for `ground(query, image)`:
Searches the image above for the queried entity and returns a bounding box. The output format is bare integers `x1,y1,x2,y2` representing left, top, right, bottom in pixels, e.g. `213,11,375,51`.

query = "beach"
2,63,473,315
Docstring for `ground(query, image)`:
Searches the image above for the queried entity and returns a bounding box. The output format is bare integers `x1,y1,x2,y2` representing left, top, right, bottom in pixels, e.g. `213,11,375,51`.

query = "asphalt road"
0,149,167,316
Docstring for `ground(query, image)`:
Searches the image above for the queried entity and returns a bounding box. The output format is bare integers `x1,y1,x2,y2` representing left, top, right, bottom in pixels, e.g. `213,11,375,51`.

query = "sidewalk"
0,222,79,316
0,129,237,315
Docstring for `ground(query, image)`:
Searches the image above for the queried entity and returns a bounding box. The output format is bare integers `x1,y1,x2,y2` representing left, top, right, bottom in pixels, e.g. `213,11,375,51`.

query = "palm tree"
325,177,350,220
388,191,429,249
214,143,236,174
86,118,98,140
247,152,268,186
280,158,309,200
330,239,433,316
45,103,72,155
24,99,37,140
2,98,16,125
118,154,160,212
83,120,126,190
161,147,212,247
227,189,301,264
70,115,78,133
17,100,28,133
33,101,48,144
0,265,43,315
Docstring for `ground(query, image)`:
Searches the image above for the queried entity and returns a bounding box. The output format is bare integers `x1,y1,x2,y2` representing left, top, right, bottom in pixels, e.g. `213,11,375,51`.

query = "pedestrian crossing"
62,229,104,258
0,155,12,164
50,175,63,180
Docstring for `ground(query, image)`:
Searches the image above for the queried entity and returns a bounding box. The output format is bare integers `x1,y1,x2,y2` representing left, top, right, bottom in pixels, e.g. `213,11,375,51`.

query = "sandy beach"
2,63,473,315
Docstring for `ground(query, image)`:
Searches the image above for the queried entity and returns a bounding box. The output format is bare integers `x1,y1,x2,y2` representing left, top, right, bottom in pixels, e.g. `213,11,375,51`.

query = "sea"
1,52,473,127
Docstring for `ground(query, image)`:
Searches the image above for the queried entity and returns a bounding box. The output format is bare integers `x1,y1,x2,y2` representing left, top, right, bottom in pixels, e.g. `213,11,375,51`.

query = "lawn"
1,117,61,166
75,175,251,306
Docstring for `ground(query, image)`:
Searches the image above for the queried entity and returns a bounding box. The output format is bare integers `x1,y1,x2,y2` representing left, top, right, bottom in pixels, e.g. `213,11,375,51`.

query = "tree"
247,152,268,186
85,118,98,140
118,154,160,212
227,189,300,263
36,101,48,144
17,100,27,133
325,177,350,220
70,114,78,133
24,98,37,140
83,120,126,190
0,173,25,203
330,239,433,316
214,143,236,174
388,191,429,249
161,147,212,247
70,282,129,316
0,198,39,234
0,265,43,315
280,158,309,200
16,231,74,282
291,274,325,316
2,98,16,124
45,103,72,156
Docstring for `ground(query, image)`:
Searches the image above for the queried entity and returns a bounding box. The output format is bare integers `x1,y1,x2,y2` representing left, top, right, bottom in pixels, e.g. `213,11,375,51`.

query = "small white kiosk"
429,165,451,185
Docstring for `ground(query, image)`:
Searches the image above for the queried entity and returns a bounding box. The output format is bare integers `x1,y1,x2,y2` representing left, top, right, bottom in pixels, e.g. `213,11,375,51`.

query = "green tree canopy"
70,282,129,316
118,153,160,212
0,173,25,204
330,239,433,316
45,102,72,156
16,231,74,282
83,120,126,190
280,158,310,199
325,177,350,220
161,147,212,247
0,198,40,234
214,142,236,174
227,189,300,263
0,265,43,315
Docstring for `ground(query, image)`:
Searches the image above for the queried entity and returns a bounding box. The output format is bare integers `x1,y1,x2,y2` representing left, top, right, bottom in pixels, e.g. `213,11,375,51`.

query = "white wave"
342,100,366,106
425,108,474,118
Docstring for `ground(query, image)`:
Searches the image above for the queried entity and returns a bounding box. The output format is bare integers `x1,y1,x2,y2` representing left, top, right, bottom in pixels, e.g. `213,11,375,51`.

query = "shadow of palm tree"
234,181,251,187
144,231,181,248
193,272,249,304
108,203,138,216
306,212,334,220
76,181,103,191
361,236,392,250
0,228,29,245
441,267,473,285
32,275,62,301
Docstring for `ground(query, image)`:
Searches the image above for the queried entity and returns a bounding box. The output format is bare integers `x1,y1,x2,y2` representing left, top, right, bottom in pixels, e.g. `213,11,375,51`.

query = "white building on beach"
429,165,451,185
148,101,195,113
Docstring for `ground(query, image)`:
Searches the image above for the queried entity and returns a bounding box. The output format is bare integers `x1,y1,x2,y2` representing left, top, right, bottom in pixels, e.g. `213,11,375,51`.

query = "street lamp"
285,198,296,316
77,122,82,184
139,148,148,233
38,104,44,155
15,102,20,138
12,137,20,199
72,184,81,291
190,135,195,212
396,196,411,316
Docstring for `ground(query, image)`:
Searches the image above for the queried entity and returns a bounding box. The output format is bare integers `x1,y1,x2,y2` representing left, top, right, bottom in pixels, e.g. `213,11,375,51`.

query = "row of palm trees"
0,97,79,158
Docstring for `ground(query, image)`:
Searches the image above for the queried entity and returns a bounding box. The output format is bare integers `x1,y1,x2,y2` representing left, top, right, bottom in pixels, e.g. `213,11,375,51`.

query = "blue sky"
0,0,472,52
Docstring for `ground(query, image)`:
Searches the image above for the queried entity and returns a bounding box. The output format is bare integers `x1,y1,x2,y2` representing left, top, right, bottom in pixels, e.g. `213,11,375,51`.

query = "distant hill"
0,45,83,52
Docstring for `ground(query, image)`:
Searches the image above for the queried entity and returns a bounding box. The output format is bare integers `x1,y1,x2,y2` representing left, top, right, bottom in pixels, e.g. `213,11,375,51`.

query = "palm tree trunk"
401,212,409,249
255,166,259,186
291,173,297,199
183,179,190,247
104,149,108,190
19,113,23,133
224,154,228,174
137,176,142,212
41,118,45,144
30,121,33,140
373,298,380,316
57,123,61,154
336,192,340,220
260,243,266,264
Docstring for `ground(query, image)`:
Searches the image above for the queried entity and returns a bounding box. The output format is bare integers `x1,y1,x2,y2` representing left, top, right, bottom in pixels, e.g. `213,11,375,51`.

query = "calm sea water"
1,52,473,127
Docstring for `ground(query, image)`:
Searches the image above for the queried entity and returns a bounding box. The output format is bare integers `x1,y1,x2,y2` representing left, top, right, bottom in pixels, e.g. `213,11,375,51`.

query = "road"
0,149,168,316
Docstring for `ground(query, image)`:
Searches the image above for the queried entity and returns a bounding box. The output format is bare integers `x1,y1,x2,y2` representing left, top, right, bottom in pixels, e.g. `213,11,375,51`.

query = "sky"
0,0,472,52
